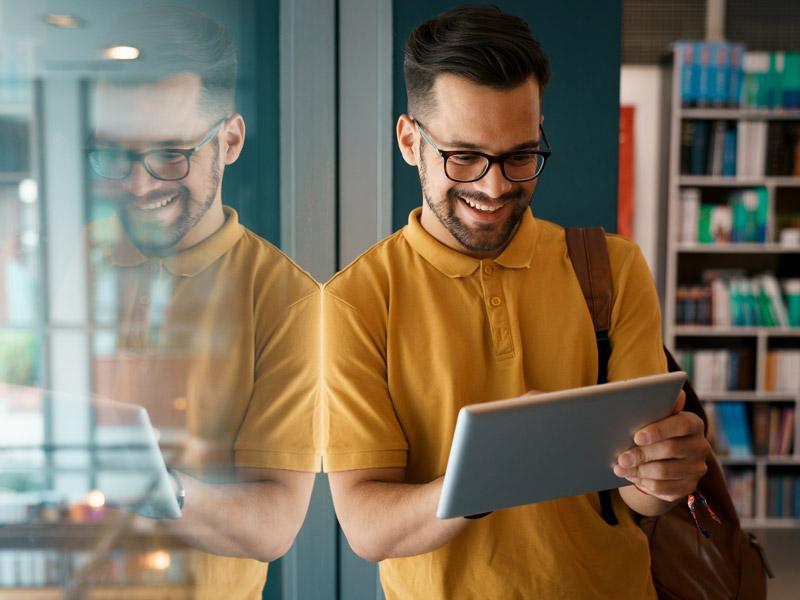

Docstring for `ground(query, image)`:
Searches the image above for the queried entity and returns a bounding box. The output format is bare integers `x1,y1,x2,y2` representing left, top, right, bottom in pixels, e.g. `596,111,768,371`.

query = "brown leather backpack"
565,226,771,600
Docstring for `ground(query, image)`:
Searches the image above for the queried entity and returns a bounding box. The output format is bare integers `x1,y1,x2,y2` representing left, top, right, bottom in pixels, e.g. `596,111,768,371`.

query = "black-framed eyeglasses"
414,119,551,183
86,116,229,181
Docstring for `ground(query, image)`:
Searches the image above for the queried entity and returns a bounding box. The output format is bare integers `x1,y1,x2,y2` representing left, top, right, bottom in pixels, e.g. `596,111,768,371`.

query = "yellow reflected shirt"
92,206,321,600
323,207,666,600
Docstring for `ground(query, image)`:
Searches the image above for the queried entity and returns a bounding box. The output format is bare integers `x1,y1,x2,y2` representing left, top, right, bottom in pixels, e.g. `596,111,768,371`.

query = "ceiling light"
103,46,140,61
44,14,83,29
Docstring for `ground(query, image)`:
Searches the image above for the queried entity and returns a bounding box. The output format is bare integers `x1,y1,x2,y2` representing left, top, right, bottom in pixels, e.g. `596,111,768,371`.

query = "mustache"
447,187,527,205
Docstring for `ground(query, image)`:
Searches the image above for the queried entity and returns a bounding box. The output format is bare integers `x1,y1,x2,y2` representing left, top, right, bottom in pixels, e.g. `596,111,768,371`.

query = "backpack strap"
565,226,617,526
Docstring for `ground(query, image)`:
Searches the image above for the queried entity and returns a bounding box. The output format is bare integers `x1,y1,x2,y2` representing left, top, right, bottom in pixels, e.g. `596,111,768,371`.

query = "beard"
116,139,222,255
419,150,531,255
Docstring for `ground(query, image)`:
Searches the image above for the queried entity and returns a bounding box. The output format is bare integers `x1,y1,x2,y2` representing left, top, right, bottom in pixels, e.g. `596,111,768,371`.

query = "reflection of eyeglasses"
86,116,229,181
414,119,551,183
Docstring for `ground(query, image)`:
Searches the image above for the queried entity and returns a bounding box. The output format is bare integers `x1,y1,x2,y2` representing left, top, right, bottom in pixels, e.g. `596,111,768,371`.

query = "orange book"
765,352,777,391
618,106,635,239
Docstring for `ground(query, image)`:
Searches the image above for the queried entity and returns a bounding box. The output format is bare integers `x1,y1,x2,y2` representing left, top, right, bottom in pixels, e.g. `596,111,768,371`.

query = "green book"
698,204,714,243
755,281,776,327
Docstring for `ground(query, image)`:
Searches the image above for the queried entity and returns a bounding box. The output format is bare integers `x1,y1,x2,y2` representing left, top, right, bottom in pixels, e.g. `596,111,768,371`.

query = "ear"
396,114,419,166
221,114,246,165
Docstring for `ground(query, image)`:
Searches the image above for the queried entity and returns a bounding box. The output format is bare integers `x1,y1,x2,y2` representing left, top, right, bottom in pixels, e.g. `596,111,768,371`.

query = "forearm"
334,475,469,562
618,484,680,517
162,471,312,562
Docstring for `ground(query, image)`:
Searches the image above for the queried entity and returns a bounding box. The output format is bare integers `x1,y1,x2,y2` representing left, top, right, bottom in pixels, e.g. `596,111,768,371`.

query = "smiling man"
83,7,319,600
323,6,708,599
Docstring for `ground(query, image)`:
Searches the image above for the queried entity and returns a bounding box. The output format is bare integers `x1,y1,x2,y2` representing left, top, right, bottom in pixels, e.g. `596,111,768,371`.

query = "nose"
473,161,513,199
121,161,163,197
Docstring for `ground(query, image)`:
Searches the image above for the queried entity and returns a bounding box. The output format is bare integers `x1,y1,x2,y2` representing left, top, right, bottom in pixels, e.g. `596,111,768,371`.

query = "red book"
618,106,635,239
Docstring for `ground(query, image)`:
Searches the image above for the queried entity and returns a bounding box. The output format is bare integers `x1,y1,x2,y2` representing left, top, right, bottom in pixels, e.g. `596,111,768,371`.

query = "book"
779,406,795,455
752,404,770,455
709,42,730,107
716,403,752,458
690,120,710,175
679,188,700,243
729,44,745,106
675,41,698,106
722,127,737,176
742,52,770,108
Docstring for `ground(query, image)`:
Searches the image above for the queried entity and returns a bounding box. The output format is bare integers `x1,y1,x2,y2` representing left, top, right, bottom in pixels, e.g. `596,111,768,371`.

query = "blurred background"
0,0,798,598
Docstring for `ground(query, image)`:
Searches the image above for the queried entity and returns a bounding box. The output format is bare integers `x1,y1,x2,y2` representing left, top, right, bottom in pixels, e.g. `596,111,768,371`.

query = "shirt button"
139,295,150,305
490,296,502,307
483,264,494,275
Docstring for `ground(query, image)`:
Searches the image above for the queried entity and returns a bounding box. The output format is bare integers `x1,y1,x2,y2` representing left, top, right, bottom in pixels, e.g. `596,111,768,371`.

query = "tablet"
436,371,687,519
93,397,183,519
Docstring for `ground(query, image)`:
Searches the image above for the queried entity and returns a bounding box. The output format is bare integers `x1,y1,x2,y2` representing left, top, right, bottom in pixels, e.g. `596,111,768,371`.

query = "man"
84,8,319,599
324,6,709,599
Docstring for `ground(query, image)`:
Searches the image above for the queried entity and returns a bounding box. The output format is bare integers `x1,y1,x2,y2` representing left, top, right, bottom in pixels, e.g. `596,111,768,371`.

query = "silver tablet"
437,371,687,519
93,398,183,519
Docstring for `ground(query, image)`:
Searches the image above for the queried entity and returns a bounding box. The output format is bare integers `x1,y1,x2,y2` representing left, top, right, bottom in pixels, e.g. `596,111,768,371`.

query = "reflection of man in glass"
86,8,318,599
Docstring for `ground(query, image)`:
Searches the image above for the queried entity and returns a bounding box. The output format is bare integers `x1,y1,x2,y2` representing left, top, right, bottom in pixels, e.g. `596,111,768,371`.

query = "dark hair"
404,5,551,117
102,5,237,118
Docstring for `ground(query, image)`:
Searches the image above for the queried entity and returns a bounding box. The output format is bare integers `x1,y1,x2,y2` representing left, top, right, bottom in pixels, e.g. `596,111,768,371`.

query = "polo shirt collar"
403,206,538,278
109,205,244,276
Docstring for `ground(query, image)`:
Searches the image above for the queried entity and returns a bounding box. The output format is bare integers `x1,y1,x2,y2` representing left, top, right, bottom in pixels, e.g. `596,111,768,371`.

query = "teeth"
138,195,177,211
462,197,500,213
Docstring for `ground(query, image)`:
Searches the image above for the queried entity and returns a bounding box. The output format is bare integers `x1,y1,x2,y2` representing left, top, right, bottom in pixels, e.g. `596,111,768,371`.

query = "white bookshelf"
664,48,800,529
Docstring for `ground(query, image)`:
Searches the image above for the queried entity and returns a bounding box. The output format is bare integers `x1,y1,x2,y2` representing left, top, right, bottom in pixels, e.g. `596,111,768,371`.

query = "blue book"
756,187,768,243
727,351,740,390
729,44,746,106
675,42,697,106
722,128,737,177
690,120,710,175
793,477,800,518
718,402,752,458
709,42,730,106
775,476,784,517
697,42,712,106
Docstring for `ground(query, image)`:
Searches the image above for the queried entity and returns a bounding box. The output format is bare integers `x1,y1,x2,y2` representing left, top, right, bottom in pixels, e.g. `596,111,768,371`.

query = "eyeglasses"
87,116,228,181
414,119,551,183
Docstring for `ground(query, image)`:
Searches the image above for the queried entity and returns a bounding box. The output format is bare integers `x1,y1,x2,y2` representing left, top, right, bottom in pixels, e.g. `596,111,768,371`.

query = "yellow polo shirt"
323,207,666,599
90,206,320,600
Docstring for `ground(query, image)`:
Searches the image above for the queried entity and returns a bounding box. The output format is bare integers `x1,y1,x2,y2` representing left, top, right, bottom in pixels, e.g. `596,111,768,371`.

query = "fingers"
633,410,703,447
671,388,686,415
619,428,708,468
614,406,711,503
614,456,708,481
621,476,703,504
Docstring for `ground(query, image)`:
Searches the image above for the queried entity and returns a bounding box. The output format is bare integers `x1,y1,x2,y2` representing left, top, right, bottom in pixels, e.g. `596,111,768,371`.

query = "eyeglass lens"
89,149,191,181
445,153,546,183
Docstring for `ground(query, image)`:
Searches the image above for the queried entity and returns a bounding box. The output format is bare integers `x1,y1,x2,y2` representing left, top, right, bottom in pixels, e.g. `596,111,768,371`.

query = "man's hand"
614,389,710,505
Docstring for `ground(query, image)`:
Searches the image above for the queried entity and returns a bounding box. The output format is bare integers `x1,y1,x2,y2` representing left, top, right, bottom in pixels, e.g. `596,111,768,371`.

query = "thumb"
671,388,686,415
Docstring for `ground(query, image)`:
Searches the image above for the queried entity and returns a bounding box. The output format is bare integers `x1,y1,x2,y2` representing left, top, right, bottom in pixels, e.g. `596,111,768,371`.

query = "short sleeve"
322,289,408,472
234,288,322,472
607,242,668,381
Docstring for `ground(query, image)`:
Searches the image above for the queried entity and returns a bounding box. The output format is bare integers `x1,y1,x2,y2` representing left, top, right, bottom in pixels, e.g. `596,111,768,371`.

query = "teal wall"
392,0,622,233
223,0,281,245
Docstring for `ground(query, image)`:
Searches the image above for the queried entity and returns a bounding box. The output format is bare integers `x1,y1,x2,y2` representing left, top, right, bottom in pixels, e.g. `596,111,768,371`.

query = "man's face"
402,75,543,258
91,73,224,254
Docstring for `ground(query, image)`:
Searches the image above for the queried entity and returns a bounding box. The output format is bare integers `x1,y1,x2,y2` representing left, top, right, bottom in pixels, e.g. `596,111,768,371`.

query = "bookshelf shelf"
674,326,800,337
666,46,800,529
678,176,800,187
681,108,800,121
740,518,800,530
719,456,800,466
0,585,192,600
0,523,190,551
702,391,798,402
677,243,800,253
